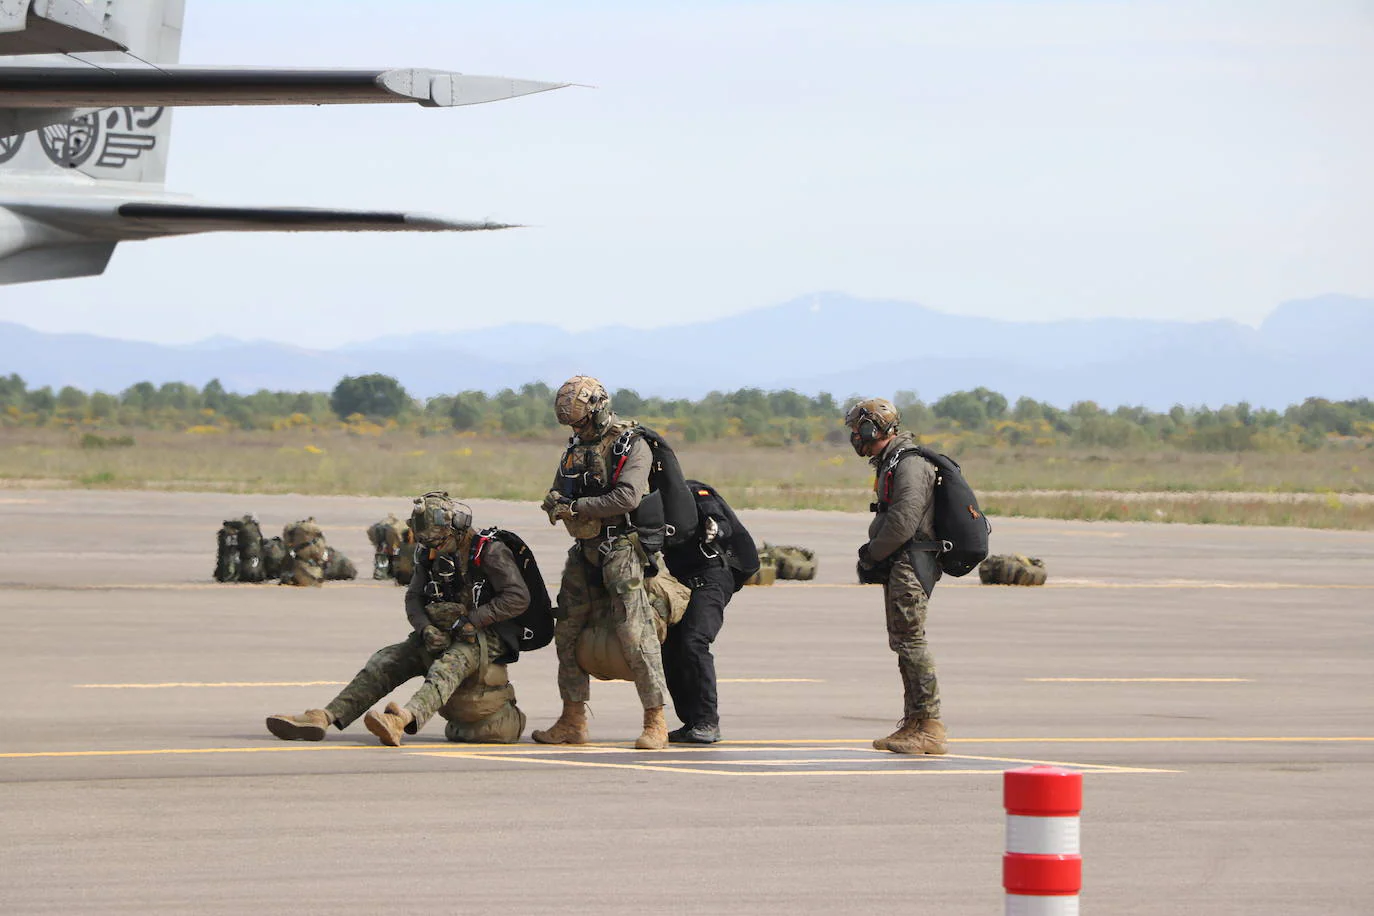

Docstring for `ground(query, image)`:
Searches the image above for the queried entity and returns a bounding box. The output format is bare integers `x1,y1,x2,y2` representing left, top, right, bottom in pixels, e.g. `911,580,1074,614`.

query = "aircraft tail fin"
0,0,182,184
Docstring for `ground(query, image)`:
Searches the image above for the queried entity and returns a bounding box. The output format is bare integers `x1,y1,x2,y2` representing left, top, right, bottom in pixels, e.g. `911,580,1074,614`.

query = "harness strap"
475,627,490,688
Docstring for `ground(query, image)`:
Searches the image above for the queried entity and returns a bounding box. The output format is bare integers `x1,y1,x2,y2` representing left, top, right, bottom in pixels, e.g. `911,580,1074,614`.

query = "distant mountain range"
2,293,1371,410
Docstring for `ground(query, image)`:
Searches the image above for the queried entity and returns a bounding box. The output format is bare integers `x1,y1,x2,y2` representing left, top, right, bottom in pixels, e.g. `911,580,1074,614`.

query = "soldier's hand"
422,625,452,653
703,516,720,544
541,490,562,514
451,617,478,643
857,544,876,570
550,498,578,523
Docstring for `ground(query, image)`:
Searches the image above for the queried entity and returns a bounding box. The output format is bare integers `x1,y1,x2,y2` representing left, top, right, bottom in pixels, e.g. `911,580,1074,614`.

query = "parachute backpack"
875,445,991,577
614,424,699,551
684,479,760,592
470,527,554,654
213,519,242,582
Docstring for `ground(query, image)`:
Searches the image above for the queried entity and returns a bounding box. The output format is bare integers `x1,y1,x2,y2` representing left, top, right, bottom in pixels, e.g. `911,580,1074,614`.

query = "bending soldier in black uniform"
660,480,758,744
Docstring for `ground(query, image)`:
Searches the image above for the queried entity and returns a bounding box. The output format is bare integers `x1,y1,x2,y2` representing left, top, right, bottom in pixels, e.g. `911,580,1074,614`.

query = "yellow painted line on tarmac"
0,745,373,760
71,679,818,690
1027,678,1252,683
75,681,348,689
4,735,1370,761
0,582,396,592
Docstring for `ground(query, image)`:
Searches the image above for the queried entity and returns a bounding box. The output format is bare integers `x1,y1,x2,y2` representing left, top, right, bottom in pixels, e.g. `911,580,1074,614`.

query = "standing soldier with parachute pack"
534,376,698,750
847,397,990,755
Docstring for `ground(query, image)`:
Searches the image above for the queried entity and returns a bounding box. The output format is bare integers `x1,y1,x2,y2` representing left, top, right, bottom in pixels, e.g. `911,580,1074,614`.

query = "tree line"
2,372,1371,452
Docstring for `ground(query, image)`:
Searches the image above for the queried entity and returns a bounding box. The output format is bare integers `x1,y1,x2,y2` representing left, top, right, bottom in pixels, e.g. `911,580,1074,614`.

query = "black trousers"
662,564,734,728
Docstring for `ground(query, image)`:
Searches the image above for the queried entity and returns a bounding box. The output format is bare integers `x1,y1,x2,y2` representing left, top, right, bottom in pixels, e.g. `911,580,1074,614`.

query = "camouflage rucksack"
322,548,357,581
978,554,1047,586
280,518,328,587
366,514,408,580
759,543,818,580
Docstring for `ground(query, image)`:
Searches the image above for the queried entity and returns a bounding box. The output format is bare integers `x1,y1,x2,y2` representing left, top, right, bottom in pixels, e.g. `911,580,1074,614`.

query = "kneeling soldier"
265,491,529,747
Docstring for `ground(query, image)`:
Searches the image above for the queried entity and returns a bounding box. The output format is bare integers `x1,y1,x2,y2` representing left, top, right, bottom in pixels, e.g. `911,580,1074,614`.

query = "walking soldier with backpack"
847,397,989,755
265,491,550,747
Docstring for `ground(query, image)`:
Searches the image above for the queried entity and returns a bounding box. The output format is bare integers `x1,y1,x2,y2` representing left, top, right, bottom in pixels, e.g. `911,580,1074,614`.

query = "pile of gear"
366,513,416,585
746,543,818,585
978,554,1048,586
213,515,357,587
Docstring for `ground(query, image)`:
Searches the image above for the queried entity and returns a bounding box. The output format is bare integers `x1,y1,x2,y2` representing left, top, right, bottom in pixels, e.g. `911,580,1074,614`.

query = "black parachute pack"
213,515,266,583
685,479,760,592
236,516,266,583
875,445,991,577
469,527,554,653
614,424,699,549
213,520,241,582
260,536,288,580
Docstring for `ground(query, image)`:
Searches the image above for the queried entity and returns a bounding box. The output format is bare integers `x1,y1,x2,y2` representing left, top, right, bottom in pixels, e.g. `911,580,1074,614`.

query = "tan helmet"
845,398,900,454
407,490,471,548
554,375,610,428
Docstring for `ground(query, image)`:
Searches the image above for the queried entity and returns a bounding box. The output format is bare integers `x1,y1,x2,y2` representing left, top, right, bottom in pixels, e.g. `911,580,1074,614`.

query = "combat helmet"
844,397,901,456
554,376,612,436
408,490,472,548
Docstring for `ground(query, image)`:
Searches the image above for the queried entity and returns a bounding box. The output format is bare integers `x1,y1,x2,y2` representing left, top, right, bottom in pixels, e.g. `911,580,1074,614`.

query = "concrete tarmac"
1,489,1371,914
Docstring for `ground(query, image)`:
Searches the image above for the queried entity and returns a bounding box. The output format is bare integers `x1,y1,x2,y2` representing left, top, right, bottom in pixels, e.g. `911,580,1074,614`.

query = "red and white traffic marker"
1003,765,1082,915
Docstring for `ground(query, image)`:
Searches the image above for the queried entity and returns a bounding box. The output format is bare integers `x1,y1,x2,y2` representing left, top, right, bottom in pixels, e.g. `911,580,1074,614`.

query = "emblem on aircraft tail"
41,113,101,168
40,107,165,170
0,133,23,164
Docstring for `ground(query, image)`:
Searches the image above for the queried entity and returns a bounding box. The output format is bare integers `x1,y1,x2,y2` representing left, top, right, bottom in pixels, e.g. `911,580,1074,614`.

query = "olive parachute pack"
469,527,554,653
874,445,991,577
684,479,760,592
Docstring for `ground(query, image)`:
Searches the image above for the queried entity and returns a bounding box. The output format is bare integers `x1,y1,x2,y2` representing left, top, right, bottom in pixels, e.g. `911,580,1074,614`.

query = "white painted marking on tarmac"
75,681,348,689
1027,678,1252,683
772,581,1374,590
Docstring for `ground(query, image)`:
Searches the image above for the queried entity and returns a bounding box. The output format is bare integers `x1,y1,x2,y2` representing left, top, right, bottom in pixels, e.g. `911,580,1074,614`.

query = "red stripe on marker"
1004,766,1082,817
1003,853,1082,895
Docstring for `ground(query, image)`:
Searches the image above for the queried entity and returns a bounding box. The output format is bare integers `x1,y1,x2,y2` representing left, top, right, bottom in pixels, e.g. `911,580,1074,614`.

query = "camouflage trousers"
554,538,667,709
324,630,505,732
883,555,941,720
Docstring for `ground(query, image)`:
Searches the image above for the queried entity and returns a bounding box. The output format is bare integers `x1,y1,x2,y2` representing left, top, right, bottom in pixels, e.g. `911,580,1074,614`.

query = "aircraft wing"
6,200,518,238
0,66,568,108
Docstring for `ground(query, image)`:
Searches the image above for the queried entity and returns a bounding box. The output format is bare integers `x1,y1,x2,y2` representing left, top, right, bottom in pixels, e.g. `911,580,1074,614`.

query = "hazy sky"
2,0,1371,346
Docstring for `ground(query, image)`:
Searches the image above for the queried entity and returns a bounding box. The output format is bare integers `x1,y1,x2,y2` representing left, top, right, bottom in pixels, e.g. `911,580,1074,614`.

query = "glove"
422,625,452,653
451,616,478,643
857,543,876,571
425,601,464,630
549,498,578,523
540,490,561,514
703,516,720,544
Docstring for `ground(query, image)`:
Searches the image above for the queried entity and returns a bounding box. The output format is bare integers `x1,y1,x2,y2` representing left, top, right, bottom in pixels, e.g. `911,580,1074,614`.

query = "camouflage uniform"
867,432,942,722
549,417,667,710
322,533,530,733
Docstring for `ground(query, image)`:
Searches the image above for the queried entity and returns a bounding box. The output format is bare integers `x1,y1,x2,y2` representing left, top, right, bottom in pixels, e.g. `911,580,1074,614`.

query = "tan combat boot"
884,719,948,755
363,702,414,747
265,709,333,742
635,705,669,750
531,701,589,745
